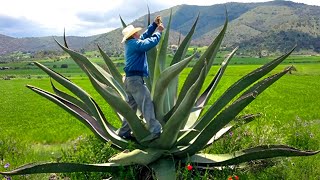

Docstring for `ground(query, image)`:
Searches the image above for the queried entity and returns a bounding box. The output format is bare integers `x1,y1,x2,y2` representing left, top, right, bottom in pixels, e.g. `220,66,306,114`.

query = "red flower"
228,175,239,180
186,164,193,171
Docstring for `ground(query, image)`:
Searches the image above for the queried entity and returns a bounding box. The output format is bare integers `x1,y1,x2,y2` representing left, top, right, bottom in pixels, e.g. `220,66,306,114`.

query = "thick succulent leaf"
27,85,132,149
50,79,91,114
147,4,151,26
182,145,319,167
170,14,199,66
183,46,296,142
153,54,195,122
93,63,127,101
146,48,157,90
150,67,206,149
151,10,173,95
204,114,259,147
63,28,68,48
241,66,294,96
86,70,151,142
97,45,124,85
195,47,238,110
150,158,176,180
119,15,127,28
0,162,122,175
177,31,182,46
174,14,228,111
26,85,110,143
178,113,259,147
183,47,238,130
35,64,129,149
163,15,200,117
109,148,164,166
175,92,257,157
55,39,127,100
158,9,172,72
146,9,157,90
176,67,293,156
34,62,103,122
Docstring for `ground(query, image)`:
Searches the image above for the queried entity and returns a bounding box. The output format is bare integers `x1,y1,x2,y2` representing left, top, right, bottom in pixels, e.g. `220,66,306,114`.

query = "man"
118,16,164,139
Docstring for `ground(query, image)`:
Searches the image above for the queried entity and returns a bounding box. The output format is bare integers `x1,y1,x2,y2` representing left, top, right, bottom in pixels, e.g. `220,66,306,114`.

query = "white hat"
121,25,142,43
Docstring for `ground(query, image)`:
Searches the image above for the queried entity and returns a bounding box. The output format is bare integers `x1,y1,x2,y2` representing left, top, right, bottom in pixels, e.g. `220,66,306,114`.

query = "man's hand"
157,23,164,32
154,16,162,25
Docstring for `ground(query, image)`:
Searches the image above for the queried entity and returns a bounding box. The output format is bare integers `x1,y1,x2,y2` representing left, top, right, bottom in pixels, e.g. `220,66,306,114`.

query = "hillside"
194,1,320,54
1,0,320,59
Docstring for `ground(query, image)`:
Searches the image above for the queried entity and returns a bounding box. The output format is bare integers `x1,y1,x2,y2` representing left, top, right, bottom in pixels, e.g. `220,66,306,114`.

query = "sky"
0,0,319,38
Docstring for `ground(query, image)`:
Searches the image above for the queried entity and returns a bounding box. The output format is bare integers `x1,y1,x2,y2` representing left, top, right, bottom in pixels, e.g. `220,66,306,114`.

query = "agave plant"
1,9,318,180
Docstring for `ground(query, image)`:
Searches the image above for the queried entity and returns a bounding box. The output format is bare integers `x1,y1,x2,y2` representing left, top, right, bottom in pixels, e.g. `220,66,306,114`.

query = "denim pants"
118,76,162,137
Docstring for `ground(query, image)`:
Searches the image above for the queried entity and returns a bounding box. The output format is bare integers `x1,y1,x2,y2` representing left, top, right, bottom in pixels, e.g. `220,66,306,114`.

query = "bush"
60,64,68,68
59,135,137,179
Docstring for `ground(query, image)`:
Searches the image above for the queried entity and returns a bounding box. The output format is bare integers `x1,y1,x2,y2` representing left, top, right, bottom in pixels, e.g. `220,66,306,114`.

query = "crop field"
0,57,319,179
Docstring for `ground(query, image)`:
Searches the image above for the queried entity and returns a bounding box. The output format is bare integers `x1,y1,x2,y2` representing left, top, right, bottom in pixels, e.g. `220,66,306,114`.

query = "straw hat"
121,25,142,43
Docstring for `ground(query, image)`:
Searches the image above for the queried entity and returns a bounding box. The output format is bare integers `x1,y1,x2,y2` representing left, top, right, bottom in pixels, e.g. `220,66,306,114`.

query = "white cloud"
0,0,319,37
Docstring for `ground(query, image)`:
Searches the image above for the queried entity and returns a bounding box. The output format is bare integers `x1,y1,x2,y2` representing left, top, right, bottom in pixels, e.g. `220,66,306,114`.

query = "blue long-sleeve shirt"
123,22,162,77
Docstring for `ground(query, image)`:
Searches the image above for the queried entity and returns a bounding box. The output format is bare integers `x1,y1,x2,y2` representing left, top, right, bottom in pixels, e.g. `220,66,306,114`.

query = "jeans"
118,76,162,137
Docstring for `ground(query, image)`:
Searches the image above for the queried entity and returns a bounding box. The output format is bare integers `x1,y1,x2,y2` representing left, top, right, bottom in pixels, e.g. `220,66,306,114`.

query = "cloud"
1,0,319,37
0,15,56,37
76,1,169,27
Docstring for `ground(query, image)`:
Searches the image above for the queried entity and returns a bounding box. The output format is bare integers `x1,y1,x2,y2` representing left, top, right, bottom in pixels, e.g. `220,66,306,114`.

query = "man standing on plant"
118,16,164,139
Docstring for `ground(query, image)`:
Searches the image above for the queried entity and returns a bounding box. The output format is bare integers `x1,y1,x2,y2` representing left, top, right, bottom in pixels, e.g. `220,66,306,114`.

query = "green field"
0,58,319,179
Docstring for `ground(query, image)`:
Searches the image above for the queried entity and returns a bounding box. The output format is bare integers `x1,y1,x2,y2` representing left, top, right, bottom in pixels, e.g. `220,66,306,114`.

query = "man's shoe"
118,131,135,140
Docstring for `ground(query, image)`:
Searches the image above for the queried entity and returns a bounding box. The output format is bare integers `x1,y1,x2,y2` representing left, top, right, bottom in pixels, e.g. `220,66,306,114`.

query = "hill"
1,0,320,59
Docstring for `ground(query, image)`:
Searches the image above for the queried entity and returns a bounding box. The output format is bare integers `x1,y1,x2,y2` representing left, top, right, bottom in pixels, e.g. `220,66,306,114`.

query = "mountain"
1,0,320,58
0,35,99,54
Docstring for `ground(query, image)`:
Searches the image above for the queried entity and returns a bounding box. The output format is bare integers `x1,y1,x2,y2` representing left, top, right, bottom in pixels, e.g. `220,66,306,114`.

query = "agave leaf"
109,148,164,166
97,45,124,85
34,62,103,122
183,47,238,130
174,14,228,111
151,67,206,149
0,162,122,175
164,14,200,117
147,4,151,26
26,85,110,143
146,48,157,91
178,113,259,147
146,8,158,90
86,70,151,142
36,63,129,149
119,15,127,28
55,39,127,100
195,47,238,110
176,67,293,156
158,9,172,72
50,79,91,114
170,14,199,66
174,92,257,157
151,10,173,96
177,31,182,46
33,63,130,149
27,85,133,150
150,158,176,180
153,54,195,122
181,46,296,143
204,113,259,147
182,145,319,167
93,63,127,101
63,28,68,48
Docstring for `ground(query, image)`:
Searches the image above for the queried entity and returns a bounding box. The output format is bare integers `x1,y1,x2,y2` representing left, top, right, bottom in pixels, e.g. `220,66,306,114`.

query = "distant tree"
60,64,68,68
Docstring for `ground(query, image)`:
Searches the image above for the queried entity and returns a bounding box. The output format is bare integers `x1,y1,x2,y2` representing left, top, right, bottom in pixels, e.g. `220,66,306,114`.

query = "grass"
0,59,319,179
